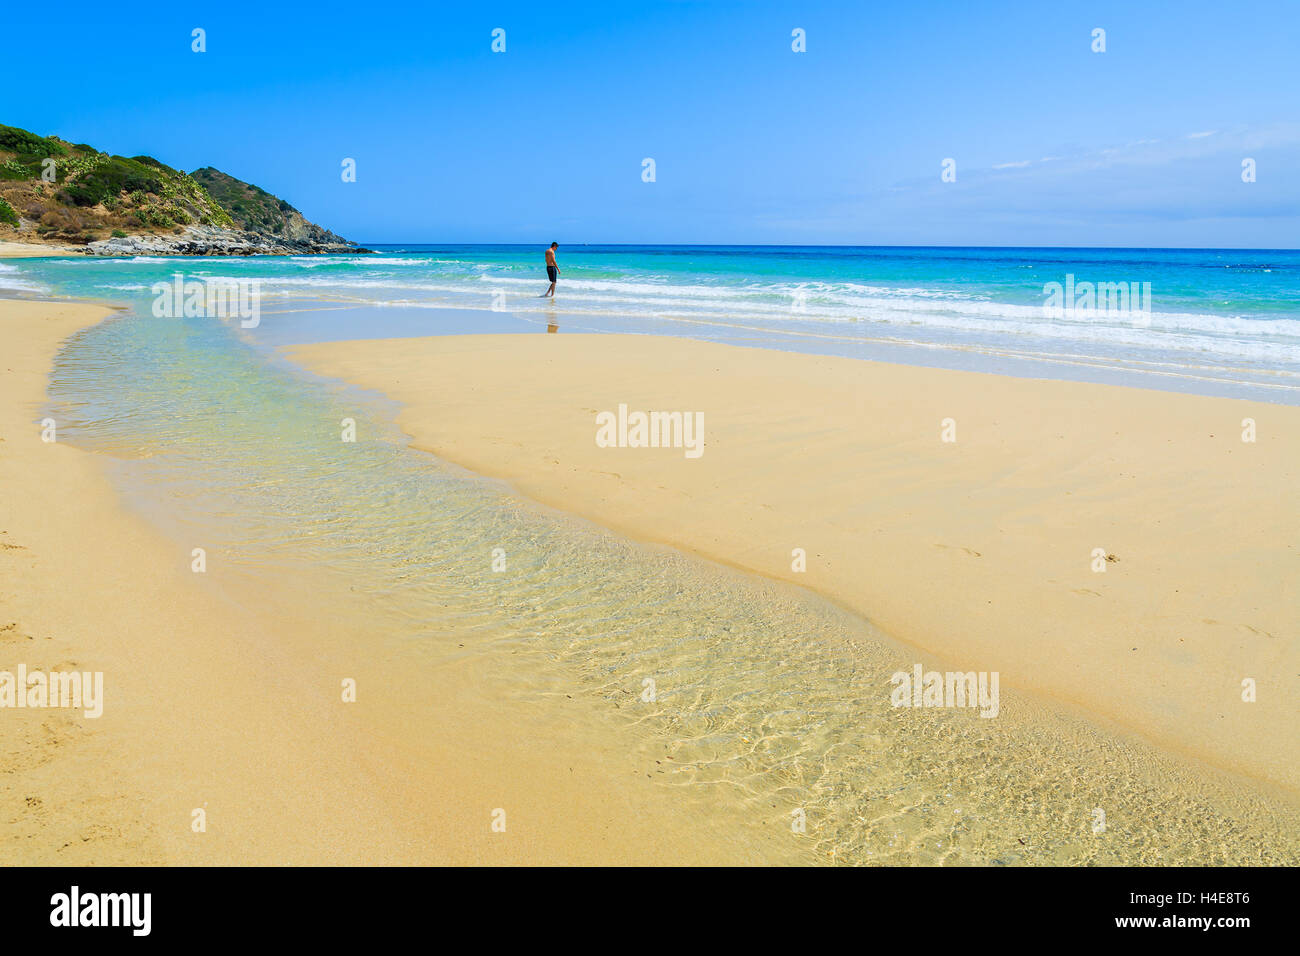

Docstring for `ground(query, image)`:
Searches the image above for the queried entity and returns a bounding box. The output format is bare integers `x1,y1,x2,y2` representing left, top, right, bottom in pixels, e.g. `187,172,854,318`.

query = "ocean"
4,244,1299,401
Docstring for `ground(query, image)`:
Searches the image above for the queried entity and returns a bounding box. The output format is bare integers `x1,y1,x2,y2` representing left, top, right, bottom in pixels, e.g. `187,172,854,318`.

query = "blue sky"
3,0,1296,246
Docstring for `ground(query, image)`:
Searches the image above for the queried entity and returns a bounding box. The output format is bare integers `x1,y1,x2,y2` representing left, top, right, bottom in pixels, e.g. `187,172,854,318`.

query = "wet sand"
1,299,767,864
286,332,1300,796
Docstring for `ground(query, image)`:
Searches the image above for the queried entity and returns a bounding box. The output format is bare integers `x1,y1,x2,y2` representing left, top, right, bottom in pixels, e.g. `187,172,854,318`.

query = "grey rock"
85,225,372,257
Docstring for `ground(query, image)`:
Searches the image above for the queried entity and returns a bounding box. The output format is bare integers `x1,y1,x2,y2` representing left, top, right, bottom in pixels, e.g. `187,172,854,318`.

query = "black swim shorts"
547,266,558,282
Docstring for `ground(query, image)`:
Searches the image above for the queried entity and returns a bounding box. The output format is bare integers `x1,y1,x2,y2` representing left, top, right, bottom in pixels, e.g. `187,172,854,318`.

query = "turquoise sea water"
6,245,1300,863
4,244,1300,401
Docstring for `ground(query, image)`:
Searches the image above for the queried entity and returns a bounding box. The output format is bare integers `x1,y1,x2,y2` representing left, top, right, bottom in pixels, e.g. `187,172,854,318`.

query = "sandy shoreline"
0,241,81,259
5,300,1294,864
287,332,1299,796
2,299,766,864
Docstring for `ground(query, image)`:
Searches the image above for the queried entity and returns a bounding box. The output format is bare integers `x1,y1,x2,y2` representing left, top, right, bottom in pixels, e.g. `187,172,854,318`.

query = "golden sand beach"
1,299,773,864
286,333,1300,796
0,241,80,259
4,300,1297,866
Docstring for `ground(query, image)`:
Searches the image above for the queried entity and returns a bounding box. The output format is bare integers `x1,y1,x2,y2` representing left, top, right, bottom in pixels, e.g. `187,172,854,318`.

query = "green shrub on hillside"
60,155,163,207
0,159,31,180
190,166,288,233
135,204,174,228
131,155,179,176
0,124,67,159
57,153,104,182
0,197,19,226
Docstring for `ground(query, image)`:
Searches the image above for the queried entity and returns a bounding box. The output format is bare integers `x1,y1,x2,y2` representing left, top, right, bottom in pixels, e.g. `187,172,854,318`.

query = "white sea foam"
24,253,1298,375
240,268,1300,363
0,262,47,293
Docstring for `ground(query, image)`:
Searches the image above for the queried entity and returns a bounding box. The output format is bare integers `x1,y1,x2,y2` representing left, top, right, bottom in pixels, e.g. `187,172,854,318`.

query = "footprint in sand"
934,544,982,557
1201,619,1278,640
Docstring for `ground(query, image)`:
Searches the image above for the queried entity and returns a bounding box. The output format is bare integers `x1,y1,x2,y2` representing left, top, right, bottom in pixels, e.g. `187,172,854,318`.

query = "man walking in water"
543,242,560,297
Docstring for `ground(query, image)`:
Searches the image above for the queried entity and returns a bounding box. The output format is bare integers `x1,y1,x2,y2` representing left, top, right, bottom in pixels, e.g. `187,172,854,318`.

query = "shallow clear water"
35,298,1300,866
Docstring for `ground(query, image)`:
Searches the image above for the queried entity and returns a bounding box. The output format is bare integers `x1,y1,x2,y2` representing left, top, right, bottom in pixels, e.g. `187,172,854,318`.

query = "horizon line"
356,242,1300,253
